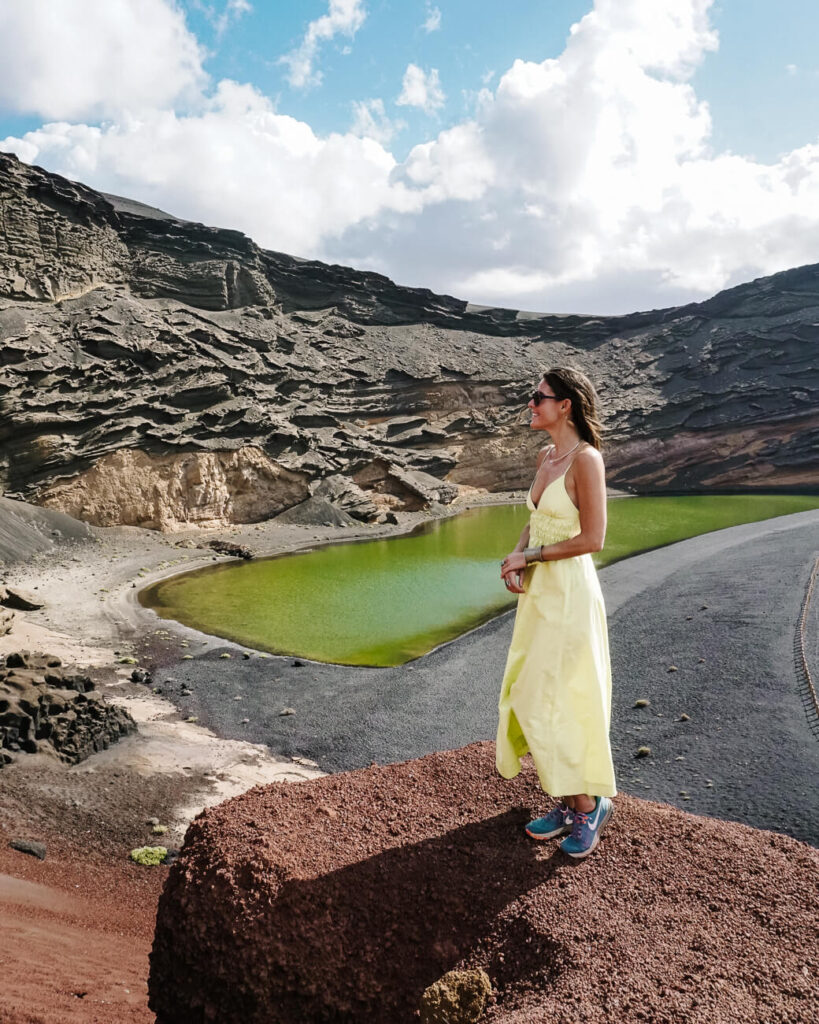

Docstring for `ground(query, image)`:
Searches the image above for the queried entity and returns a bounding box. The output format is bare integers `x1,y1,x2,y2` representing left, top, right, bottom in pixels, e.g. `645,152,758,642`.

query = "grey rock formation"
0,650,136,765
1,151,816,531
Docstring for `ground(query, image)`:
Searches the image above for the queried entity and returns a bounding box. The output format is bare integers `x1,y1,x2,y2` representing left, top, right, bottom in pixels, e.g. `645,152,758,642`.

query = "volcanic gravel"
149,742,819,1024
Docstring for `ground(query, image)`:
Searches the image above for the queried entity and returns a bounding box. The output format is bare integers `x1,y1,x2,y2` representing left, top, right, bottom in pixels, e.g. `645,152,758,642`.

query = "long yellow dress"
496,469,617,798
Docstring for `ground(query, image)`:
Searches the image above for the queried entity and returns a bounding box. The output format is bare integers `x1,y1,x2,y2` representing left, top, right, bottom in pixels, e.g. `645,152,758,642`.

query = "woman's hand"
501,551,527,594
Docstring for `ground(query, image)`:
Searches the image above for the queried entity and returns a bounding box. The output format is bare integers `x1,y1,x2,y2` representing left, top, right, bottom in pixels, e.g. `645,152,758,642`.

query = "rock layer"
1,151,817,530
148,743,818,1024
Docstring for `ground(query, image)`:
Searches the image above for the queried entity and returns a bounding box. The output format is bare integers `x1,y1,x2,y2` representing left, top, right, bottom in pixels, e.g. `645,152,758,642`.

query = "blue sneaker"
559,796,613,858
525,801,574,841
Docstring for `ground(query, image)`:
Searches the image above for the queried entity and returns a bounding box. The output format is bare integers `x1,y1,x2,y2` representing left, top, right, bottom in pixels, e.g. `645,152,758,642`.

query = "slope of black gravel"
140,510,819,846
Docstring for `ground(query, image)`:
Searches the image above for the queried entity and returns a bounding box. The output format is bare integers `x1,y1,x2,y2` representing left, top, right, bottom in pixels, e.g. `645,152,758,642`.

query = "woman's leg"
571,793,596,813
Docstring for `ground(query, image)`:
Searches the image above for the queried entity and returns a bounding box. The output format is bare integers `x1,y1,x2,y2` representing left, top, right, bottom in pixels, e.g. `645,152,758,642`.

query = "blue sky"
2,0,819,313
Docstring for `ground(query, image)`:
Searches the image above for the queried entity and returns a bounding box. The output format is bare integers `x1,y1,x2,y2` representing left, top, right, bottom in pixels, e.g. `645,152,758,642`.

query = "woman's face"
527,380,566,431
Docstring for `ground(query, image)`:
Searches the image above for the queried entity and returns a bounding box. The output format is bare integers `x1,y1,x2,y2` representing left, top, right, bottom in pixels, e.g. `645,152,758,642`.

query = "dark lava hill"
1,152,816,529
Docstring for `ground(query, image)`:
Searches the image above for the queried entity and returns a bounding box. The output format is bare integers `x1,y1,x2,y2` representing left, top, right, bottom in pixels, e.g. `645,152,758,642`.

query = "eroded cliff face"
1,151,817,530
36,447,310,531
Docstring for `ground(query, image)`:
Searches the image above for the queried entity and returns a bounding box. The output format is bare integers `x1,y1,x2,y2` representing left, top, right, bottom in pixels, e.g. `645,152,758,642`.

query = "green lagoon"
141,494,819,667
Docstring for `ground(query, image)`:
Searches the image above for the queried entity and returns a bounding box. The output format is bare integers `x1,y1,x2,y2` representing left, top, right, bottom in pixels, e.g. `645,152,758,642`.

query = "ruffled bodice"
526,471,581,547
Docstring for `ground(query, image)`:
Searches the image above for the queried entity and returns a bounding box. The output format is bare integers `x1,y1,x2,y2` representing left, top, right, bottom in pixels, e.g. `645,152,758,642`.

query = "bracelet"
523,546,544,564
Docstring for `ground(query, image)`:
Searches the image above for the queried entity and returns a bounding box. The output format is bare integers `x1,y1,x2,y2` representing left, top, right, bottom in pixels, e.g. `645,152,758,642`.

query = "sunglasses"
530,390,562,406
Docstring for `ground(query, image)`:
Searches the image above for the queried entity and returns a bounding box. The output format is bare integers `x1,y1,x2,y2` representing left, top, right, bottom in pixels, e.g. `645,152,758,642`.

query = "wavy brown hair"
541,366,603,450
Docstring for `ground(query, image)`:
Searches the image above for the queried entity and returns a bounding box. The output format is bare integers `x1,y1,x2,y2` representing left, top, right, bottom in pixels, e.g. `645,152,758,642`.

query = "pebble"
146,817,159,826
280,707,296,716
679,713,690,721
635,746,651,758
633,699,650,708
667,665,678,672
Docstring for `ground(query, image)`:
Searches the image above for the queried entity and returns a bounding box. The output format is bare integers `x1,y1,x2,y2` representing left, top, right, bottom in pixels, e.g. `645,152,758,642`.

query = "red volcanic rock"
149,743,819,1024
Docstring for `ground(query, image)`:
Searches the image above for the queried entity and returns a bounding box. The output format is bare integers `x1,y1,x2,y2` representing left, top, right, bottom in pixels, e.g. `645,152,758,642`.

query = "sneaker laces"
569,810,589,838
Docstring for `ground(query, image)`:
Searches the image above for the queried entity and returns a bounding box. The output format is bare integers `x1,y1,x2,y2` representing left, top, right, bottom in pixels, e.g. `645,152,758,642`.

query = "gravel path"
145,509,819,846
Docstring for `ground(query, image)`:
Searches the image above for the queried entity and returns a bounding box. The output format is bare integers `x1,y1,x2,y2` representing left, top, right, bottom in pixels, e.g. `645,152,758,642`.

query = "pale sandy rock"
36,447,310,531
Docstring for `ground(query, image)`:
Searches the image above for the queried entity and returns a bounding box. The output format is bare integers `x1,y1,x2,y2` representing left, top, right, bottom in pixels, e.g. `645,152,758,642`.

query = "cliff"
1,152,816,529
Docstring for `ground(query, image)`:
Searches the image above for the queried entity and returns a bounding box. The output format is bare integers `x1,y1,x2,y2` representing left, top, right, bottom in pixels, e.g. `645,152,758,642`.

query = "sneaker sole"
525,823,572,841
561,801,613,859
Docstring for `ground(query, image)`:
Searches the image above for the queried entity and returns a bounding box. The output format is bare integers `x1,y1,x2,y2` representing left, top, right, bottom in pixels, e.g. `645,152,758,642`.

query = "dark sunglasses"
530,390,562,406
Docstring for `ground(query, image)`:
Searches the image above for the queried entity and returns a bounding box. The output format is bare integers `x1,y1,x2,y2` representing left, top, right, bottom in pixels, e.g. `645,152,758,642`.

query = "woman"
497,366,616,859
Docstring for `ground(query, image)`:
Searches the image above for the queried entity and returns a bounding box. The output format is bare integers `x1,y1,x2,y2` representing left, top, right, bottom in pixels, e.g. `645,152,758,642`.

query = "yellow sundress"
496,467,617,798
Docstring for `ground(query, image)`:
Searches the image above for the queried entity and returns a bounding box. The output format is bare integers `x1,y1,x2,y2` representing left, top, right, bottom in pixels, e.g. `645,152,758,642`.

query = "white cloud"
350,98,404,145
422,4,441,33
397,64,445,114
5,0,819,314
211,0,253,38
328,0,819,311
1,80,419,257
279,0,366,90
0,0,207,121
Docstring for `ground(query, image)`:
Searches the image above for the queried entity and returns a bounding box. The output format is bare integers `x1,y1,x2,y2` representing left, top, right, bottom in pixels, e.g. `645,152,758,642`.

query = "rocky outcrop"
149,742,819,1024
1,151,817,532
35,447,310,531
0,651,136,765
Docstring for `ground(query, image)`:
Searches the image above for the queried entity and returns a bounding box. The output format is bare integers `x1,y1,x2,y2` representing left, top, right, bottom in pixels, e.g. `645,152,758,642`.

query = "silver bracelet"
523,546,544,564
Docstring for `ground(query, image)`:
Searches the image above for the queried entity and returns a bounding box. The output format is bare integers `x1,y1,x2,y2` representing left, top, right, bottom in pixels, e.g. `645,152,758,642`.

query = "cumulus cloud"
279,0,366,90
328,0,819,311
350,98,404,145
5,0,819,313
422,4,441,33
397,64,445,113
1,80,419,257
0,0,207,121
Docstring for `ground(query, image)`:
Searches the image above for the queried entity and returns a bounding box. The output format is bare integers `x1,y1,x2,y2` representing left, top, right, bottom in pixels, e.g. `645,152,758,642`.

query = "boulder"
419,969,492,1024
9,838,47,860
1,586,44,611
0,651,135,766
311,475,380,522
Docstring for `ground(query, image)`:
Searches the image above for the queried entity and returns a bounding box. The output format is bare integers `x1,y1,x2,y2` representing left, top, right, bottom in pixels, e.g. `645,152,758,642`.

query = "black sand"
144,509,819,846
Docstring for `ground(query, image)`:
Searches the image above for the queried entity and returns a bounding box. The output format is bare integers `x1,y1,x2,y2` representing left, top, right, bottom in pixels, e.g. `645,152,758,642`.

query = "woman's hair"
541,366,603,450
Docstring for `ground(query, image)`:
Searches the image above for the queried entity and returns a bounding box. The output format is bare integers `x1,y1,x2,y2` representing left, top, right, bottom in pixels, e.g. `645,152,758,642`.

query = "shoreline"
2,497,818,844
0,488,534,839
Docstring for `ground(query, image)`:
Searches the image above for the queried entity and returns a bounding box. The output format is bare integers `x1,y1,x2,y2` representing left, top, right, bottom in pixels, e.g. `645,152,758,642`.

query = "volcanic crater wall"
1,151,817,529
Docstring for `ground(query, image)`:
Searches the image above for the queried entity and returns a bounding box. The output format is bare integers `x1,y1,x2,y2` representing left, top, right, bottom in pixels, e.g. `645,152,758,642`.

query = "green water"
141,494,819,666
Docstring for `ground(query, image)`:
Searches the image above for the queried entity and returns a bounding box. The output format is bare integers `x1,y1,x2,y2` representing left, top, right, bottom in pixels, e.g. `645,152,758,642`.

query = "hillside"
1,151,817,529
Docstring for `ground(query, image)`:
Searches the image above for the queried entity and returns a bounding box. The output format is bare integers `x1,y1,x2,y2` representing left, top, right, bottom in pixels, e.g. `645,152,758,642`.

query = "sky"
2,0,819,314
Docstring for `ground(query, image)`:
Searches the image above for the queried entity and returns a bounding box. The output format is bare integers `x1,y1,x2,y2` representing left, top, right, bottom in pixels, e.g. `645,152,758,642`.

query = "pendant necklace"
548,439,583,463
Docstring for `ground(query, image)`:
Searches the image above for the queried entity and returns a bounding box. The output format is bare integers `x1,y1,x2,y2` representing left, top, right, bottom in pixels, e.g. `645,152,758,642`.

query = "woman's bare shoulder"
573,445,605,477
